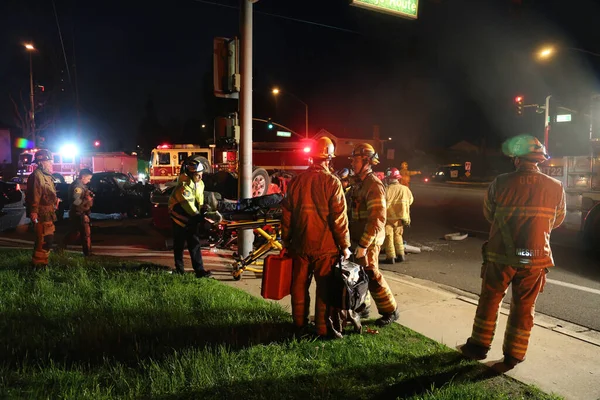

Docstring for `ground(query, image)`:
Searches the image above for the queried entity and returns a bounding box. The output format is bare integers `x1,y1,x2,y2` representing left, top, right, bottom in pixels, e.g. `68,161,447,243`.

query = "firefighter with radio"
383,167,414,264
168,158,213,278
281,136,352,337
461,135,566,369
348,143,399,326
26,149,60,267
399,161,421,187
63,169,94,256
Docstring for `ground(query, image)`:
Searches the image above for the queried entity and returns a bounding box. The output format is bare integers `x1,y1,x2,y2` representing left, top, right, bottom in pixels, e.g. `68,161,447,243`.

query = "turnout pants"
172,221,206,275
291,253,337,336
384,220,404,260
468,262,547,362
32,221,55,266
63,213,92,255
357,244,397,315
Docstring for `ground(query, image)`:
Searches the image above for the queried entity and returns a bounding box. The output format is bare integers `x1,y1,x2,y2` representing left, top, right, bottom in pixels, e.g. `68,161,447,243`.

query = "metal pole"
305,103,308,139
29,52,36,143
238,0,254,258
543,95,551,149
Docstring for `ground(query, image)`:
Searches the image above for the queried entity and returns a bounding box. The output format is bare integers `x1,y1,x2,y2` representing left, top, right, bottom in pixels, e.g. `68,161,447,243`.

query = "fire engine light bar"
303,147,311,153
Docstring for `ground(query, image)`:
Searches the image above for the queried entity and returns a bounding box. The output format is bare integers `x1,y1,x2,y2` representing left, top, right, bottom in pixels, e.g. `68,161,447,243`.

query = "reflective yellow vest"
168,174,204,227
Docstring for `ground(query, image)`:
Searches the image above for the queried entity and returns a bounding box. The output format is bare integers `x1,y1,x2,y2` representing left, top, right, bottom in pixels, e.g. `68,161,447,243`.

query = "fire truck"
540,95,600,247
149,140,313,198
18,148,139,183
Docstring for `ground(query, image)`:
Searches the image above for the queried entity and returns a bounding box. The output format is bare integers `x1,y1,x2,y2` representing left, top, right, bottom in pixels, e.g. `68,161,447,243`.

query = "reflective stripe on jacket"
168,174,204,227
281,164,350,256
349,172,386,248
26,167,57,222
484,163,566,268
385,180,413,223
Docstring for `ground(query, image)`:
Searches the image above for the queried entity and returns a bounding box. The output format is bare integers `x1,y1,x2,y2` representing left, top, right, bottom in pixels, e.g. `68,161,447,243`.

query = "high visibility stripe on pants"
360,244,396,314
469,262,546,361
384,220,404,259
32,221,55,266
290,253,337,336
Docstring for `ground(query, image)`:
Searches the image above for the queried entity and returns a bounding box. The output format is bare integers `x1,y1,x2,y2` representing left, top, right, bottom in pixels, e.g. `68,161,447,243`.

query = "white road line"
547,278,600,295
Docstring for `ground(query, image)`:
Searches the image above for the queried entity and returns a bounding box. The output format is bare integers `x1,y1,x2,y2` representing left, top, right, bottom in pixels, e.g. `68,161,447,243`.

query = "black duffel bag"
328,257,369,311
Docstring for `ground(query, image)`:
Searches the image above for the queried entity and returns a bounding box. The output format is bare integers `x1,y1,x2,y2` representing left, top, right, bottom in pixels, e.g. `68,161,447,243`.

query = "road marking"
547,278,600,295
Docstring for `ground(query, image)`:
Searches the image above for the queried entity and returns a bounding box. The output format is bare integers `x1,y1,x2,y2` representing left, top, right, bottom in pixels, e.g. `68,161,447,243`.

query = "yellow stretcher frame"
219,218,282,280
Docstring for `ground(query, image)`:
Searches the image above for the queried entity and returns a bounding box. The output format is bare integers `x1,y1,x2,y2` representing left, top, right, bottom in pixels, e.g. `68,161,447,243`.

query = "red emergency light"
303,147,311,153
158,144,171,149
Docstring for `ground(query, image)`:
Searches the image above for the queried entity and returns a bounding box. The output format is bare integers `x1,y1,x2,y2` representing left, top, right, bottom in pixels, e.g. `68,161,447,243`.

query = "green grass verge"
0,249,560,400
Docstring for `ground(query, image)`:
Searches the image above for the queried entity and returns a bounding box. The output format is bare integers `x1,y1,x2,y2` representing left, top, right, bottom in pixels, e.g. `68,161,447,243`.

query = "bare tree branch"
9,94,25,128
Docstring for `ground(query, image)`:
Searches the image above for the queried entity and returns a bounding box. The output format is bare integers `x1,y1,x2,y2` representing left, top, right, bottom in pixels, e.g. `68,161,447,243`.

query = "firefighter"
461,135,566,369
63,169,94,256
348,143,399,326
383,167,413,264
26,149,59,267
335,168,351,193
281,137,352,337
399,161,421,187
168,158,213,278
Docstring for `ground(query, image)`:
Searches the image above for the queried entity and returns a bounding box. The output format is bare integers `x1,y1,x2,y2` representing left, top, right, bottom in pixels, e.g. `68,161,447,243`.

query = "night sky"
1,0,599,154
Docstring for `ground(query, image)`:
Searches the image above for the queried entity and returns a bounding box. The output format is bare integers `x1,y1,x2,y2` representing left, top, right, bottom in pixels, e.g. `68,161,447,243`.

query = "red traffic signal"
93,140,101,147
515,95,524,115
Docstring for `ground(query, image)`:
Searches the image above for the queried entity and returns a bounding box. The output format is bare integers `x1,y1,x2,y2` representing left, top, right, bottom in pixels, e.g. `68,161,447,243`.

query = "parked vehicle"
429,164,467,182
0,180,25,232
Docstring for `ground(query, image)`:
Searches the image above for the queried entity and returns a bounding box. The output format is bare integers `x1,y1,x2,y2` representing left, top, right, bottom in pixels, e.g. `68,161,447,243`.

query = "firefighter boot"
375,308,400,327
459,340,489,361
396,253,406,262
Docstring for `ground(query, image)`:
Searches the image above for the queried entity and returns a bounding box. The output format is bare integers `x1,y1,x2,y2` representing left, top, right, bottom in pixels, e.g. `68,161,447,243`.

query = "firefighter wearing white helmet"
461,135,566,369
168,157,212,278
348,143,399,326
26,149,59,267
282,136,352,337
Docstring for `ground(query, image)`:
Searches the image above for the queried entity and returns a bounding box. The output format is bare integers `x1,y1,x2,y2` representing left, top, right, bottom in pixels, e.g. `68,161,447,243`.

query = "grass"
0,249,561,400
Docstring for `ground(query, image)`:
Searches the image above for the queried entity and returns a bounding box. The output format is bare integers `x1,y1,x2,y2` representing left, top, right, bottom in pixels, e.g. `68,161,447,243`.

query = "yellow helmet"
313,137,335,160
503,135,549,163
350,143,380,165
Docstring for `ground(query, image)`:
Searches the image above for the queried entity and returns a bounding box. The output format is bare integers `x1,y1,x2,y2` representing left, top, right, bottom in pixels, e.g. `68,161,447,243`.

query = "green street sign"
351,0,418,20
556,114,572,122
276,131,292,138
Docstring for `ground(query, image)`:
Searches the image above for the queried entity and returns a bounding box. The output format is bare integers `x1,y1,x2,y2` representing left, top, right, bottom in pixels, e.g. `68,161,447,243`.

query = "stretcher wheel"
232,262,243,281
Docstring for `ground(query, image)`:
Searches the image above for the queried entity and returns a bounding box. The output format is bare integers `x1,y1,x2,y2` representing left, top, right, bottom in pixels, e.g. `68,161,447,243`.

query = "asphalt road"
382,182,600,332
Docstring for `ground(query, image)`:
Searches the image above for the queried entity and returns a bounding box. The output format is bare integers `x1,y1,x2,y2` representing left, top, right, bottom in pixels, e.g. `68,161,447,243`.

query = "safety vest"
385,180,413,223
484,163,566,268
168,174,204,227
26,167,57,222
281,164,350,256
348,172,386,248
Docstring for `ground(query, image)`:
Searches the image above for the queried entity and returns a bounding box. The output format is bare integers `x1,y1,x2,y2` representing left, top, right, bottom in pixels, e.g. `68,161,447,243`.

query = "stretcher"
214,196,283,281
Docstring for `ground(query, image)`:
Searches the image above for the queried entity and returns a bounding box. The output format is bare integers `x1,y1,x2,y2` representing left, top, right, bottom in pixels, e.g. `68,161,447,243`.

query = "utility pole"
238,0,255,258
25,44,36,143
543,95,552,150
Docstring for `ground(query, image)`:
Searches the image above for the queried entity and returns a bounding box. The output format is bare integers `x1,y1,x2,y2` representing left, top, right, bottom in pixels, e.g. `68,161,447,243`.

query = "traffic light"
93,140,101,148
267,119,274,130
515,95,524,116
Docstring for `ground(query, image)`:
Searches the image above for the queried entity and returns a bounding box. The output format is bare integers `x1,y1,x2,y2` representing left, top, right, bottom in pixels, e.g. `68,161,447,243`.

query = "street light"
272,87,309,139
24,43,36,142
535,44,600,61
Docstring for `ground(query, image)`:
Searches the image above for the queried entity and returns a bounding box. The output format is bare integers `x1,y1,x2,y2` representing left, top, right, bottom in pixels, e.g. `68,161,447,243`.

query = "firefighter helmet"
401,161,408,169
184,158,204,175
374,171,385,181
389,167,401,180
34,149,52,163
350,143,380,165
503,135,549,163
313,137,336,160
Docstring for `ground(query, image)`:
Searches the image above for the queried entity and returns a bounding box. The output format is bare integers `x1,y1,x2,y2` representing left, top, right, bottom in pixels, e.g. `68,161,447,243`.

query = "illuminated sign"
351,0,418,20
556,114,572,122
276,131,292,138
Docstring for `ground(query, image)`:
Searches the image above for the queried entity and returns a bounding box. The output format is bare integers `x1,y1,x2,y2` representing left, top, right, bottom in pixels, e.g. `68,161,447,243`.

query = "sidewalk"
2,239,599,400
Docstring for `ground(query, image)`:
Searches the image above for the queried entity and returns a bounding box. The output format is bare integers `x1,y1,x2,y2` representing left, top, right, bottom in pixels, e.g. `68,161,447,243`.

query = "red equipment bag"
261,254,293,300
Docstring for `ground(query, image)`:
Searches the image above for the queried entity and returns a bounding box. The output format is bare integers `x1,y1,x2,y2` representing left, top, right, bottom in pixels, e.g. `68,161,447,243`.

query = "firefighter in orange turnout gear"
461,135,566,368
281,137,352,337
349,143,399,326
26,149,59,267
399,161,421,187
383,168,413,264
